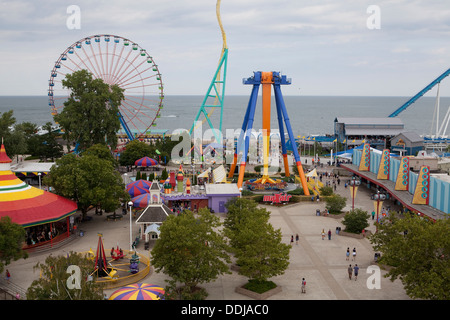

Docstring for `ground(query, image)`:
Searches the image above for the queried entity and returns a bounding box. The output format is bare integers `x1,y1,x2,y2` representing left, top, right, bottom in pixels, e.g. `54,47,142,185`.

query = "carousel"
0,141,78,249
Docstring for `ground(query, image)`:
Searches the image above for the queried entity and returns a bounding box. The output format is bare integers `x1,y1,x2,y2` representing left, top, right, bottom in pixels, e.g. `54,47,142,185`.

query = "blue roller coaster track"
388,68,450,118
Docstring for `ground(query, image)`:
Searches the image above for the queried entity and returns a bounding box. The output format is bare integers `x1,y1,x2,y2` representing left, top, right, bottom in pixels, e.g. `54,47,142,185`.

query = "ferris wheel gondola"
48,34,164,147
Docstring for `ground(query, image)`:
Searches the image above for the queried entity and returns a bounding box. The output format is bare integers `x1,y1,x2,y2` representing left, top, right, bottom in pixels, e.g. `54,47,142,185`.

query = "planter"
235,284,282,300
325,212,346,219
338,229,372,239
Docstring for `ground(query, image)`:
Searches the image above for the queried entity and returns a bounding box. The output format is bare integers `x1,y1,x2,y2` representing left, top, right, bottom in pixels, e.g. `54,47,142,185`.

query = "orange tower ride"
228,71,309,195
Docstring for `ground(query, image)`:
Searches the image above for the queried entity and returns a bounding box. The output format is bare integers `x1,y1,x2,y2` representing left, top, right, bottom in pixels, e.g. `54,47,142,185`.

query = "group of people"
296,243,362,293
321,229,333,240
25,225,59,246
345,247,357,261
290,234,300,245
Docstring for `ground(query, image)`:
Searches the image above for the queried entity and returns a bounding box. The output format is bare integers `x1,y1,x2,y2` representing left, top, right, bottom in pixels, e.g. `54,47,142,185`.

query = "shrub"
319,185,333,196
325,194,347,214
244,279,277,294
342,208,369,234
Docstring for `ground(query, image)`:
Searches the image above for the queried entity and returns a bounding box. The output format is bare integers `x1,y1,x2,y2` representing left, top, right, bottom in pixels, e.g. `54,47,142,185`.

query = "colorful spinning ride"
228,71,310,195
48,34,164,142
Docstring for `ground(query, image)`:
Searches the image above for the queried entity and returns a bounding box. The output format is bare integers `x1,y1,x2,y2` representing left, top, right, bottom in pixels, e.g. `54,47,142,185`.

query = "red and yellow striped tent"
0,143,77,228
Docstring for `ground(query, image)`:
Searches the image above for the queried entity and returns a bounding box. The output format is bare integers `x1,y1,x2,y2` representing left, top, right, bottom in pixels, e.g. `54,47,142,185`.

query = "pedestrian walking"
290,235,294,245
346,247,350,261
295,234,299,245
371,211,375,220
5,269,10,282
328,229,332,240
353,264,359,281
348,264,353,280
301,278,306,293
352,248,357,261
321,229,325,240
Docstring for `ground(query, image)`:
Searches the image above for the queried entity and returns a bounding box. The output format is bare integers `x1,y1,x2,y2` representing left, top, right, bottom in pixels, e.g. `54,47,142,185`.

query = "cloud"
0,0,450,96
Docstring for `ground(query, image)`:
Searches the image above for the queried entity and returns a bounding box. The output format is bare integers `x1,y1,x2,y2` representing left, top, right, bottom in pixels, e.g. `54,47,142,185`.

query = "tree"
325,194,347,213
153,136,180,164
14,121,39,155
119,140,154,166
0,216,28,274
82,143,117,166
54,69,124,152
44,145,129,219
319,185,334,196
224,198,291,284
38,122,63,161
160,167,168,180
151,209,231,298
342,208,369,234
0,110,27,159
26,252,104,300
370,212,450,300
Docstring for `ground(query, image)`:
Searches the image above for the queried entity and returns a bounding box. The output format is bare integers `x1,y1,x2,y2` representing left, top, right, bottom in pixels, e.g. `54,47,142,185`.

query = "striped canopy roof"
0,144,77,227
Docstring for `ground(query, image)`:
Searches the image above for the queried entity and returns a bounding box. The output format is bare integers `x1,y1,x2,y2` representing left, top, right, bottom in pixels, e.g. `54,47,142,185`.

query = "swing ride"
87,233,150,289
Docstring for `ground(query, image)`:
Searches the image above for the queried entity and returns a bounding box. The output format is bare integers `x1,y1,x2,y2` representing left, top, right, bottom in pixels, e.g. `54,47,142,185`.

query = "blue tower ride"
228,71,310,195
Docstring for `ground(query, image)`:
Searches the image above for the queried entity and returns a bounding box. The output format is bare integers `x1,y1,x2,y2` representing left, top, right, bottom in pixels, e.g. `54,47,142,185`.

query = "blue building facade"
353,148,449,214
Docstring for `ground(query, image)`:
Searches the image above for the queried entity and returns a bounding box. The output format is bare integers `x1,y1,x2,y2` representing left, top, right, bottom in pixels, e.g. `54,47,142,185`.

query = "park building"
334,117,405,150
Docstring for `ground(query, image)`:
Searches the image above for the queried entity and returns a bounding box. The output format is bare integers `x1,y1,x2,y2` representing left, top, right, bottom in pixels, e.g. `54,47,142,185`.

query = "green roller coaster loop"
189,0,228,144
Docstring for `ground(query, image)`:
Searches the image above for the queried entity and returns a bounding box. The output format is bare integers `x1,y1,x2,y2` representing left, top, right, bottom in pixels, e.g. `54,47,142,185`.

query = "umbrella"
131,193,151,208
109,283,165,300
126,179,152,190
127,185,149,198
135,156,158,167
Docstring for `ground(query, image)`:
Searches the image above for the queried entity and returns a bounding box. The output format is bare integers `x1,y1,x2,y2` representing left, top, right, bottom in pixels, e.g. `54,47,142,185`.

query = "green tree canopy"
26,252,104,300
119,139,155,166
0,216,28,274
370,212,450,300
224,198,290,282
13,121,63,161
342,208,369,234
151,208,231,297
0,110,27,159
44,145,129,218
325,194,347,213
54,69,124,152
82,143,117,166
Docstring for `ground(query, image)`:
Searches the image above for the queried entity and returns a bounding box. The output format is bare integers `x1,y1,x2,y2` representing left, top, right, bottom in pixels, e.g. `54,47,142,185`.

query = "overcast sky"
1,0,450,96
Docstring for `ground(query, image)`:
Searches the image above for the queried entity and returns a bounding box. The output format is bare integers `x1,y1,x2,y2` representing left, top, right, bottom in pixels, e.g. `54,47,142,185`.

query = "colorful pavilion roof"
0,143,12,163
0,143,77,227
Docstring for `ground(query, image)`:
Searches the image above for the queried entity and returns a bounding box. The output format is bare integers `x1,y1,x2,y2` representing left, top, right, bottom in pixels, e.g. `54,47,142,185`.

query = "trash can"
374,253,380,262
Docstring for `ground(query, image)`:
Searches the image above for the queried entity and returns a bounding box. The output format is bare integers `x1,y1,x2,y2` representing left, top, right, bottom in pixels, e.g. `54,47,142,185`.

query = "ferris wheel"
48,34,164,144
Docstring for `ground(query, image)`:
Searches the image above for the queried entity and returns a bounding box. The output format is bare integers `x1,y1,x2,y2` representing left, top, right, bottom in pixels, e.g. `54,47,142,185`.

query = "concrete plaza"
3,165,410,300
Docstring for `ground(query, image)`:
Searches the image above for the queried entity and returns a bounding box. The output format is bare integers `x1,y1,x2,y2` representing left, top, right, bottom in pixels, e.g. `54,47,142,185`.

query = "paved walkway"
3,165,410,300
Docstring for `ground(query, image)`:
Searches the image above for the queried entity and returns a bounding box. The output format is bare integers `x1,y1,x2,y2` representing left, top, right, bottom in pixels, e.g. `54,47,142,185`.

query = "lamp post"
128,201,133,251
38,172,42,189
373,190,386,233
348,176,361,210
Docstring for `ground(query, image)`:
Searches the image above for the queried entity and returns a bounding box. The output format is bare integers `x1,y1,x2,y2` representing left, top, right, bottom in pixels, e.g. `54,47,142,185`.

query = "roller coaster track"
190,0,228,143
388,68,450,117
